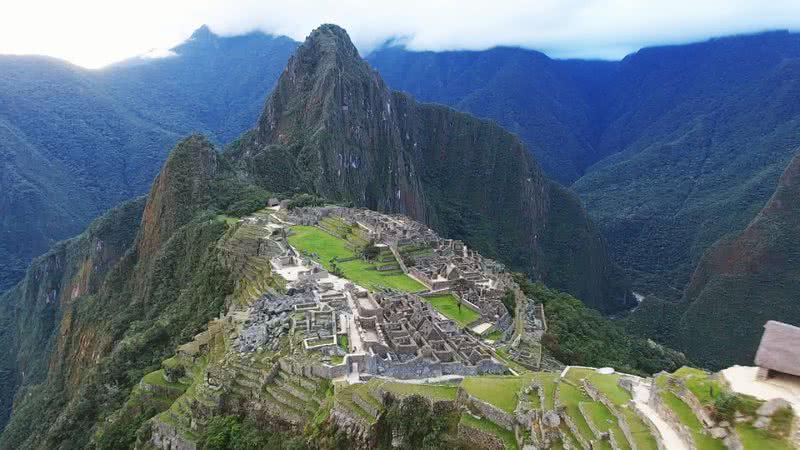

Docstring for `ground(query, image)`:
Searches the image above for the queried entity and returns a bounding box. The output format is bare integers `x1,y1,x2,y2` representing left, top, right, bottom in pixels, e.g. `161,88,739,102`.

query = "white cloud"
1,0,800,68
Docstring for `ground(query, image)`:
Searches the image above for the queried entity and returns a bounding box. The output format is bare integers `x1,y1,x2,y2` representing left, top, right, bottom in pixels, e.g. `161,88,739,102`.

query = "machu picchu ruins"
130,205,799,450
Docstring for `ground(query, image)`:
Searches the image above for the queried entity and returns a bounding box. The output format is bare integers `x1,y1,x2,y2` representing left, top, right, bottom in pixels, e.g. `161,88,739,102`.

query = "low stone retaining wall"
582,380,638,450
456,388,516,431
150,419,197,450
457,419,505,450
578,402,603,440
330,405,373,447
630,399,667,450
560,411,590,450
140,379,185,399
352,392,381,418
649,389,695,449
672,386,715,427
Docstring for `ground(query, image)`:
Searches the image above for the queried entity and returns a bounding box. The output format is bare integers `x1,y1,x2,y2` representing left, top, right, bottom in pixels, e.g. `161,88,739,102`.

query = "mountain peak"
190,24,216,41
298,23,361,63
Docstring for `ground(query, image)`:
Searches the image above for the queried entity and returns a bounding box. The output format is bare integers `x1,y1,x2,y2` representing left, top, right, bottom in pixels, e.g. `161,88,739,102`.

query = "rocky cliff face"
231,24,632,312
676,153,800,368
0,136,232,449
0,197,144,434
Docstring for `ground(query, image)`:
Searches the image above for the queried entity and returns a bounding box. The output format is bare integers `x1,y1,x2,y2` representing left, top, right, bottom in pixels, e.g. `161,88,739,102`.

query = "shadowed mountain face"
367,47,618,185
676,153,800,368
0,30,297,292
229,24,632,313
372,32,800,301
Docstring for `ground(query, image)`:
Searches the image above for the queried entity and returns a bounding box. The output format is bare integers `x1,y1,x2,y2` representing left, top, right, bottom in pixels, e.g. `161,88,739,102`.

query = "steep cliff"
675,152,800,368
230,24,632,312
0,136,234,449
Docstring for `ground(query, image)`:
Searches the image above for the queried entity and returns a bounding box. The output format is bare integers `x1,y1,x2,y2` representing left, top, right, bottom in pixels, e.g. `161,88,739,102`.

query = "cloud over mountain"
3,0,800,67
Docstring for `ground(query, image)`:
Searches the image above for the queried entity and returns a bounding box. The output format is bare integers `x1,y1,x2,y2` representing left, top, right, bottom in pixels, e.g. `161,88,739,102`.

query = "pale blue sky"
2,0,800,68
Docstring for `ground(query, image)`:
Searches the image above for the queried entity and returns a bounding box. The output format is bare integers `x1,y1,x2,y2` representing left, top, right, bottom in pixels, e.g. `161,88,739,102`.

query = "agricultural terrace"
287,225,426,292
423,293,480,327
564,367,658,450
462,375,532,413
460,413,519,450
658,389,726,450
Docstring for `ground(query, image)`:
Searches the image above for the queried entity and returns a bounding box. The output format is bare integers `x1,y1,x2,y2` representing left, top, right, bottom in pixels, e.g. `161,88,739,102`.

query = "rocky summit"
229,24,633,313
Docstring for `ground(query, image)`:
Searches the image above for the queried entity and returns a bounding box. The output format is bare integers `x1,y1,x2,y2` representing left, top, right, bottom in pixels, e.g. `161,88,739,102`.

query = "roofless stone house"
755,320,800,379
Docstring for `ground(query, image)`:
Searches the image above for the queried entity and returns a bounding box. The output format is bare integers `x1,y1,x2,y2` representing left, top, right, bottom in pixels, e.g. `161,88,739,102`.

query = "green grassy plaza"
287,225,426,292
423,293,481,327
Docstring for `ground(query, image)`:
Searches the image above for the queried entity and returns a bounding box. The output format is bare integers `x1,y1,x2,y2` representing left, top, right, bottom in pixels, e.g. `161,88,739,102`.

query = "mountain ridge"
231,24,632,312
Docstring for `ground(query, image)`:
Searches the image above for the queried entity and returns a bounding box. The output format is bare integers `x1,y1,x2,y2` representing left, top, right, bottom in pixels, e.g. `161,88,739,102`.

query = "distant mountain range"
0,27,297,291
2,25,800,370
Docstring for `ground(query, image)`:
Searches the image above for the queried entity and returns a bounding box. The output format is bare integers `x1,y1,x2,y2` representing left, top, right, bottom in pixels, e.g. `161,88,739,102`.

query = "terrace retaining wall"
649,389,695,449
457,419,506,450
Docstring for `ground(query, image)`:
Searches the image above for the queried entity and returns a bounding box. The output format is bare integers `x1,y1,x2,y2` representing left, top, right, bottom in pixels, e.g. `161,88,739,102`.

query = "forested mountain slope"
372,32,800,302
574,31,800,298
368,47,617,184
229,24,632,312
629,152,800,369
0,29,296,292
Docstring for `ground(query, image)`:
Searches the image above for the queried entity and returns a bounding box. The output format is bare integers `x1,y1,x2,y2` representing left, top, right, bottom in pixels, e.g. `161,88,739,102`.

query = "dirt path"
632,380,689,450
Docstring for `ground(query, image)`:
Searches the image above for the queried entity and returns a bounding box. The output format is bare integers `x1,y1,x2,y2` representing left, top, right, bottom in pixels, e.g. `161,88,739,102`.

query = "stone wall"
150,419,197,450
582,380,637,450
672,386,715,427
649,389,695,449
456,387,516,431
457,419,505,450
351,391,381,418
577,402,603,440
330,405,373,448
630,399,667,450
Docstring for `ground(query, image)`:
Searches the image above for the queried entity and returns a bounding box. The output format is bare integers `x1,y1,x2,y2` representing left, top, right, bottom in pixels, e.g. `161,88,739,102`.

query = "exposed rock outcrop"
230,24,632,312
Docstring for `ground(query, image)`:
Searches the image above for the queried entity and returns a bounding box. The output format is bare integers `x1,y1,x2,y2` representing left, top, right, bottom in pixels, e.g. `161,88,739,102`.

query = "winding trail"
632,380,689,450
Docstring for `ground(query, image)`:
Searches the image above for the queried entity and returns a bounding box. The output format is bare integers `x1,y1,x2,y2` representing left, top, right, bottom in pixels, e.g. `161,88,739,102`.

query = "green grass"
530,372,558,410
565,368,631,405
334,383,377,424
377,381,458,402
673,367,723,405
288,226,425,292
558,382,595,444
622,408,659,450
142,370,189,391
581,402,631,450
461,375,530,413
660,391,725,450
423,294,480,327
460,413,519,450
484,329,504,341
736,424,794,450
215,214,240,225
338,335,349,351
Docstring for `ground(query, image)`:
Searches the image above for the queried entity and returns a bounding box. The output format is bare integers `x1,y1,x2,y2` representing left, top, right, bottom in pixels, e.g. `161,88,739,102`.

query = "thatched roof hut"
754,320,800,377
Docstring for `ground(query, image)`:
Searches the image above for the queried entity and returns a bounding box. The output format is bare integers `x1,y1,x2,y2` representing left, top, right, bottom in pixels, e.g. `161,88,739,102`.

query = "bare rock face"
756,398,792,417
231,24,632,312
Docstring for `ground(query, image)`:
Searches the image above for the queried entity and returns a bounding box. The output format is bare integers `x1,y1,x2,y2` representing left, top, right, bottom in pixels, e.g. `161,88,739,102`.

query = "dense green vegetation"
199,416,306,450
0,28,296,292
514,275,687,375
0,136,273,448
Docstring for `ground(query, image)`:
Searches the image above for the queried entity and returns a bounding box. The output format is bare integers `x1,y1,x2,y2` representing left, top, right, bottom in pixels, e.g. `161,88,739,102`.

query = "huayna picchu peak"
1,20,799,450
231,24,633,313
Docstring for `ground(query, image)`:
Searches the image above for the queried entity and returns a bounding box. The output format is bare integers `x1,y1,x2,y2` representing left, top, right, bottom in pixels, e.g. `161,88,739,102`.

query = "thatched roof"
754,320,800,376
